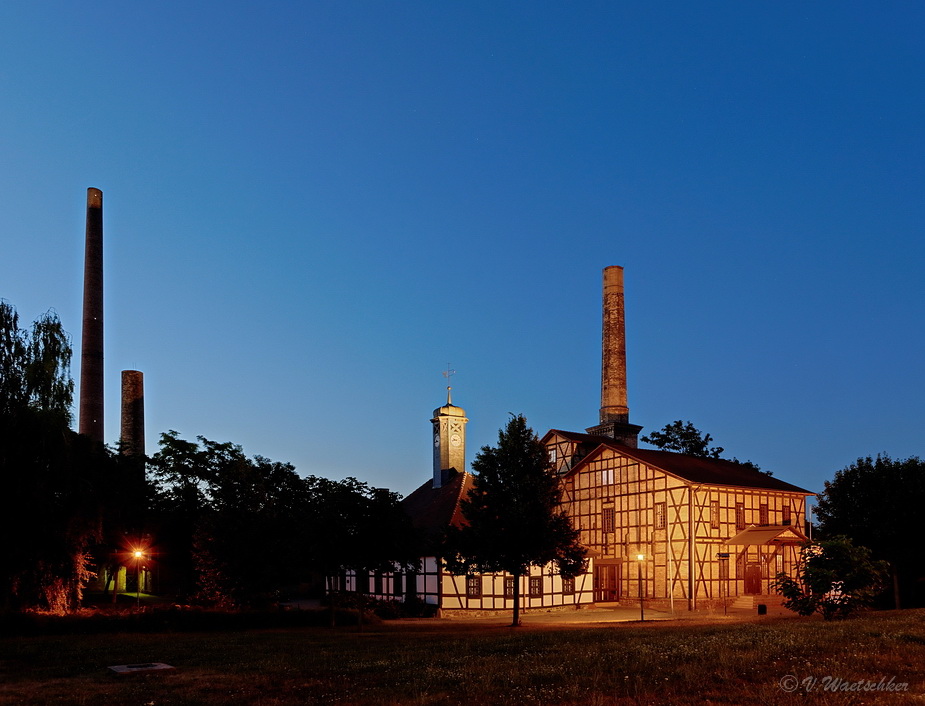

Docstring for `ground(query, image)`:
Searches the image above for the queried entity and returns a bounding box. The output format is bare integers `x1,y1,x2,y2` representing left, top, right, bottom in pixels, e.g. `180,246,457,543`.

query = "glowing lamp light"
132,548,145,608
636,553,645,621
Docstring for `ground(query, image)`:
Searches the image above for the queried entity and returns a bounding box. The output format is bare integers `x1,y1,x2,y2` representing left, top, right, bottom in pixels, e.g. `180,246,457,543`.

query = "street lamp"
636,554,645,621
133,550,143,608
716,553,730,616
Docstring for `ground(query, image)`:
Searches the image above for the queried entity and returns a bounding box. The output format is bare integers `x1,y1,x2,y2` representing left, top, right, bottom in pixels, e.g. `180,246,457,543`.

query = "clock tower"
431,387,468,489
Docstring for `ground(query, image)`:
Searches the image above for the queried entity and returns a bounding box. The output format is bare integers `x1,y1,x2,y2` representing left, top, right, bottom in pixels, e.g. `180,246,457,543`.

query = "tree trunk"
511,571,522,627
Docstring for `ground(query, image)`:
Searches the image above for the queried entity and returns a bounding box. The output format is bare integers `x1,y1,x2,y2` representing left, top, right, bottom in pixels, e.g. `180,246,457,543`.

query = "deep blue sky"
2,2,923,501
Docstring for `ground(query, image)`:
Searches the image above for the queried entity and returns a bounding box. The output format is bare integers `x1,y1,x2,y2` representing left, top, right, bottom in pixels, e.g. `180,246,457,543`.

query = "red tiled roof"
400,470,473,541
547,429,814,495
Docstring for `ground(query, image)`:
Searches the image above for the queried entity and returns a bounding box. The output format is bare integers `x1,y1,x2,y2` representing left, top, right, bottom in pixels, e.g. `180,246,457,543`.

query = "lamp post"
717,553,730,616
636,553,645,621
134,550,143,608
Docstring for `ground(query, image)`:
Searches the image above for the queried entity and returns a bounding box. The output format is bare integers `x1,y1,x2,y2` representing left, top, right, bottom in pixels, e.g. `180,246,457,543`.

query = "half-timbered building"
338,265,813,613
544,429,810,609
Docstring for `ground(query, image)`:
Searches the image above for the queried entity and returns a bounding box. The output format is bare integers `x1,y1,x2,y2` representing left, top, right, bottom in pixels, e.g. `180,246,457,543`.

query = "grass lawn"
1,609,923,705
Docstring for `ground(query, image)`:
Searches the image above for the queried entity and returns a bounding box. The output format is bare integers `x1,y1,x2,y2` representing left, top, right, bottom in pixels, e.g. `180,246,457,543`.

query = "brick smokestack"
120,370,144,458
586,265,642,446
600,265,629,424
79,187,104,443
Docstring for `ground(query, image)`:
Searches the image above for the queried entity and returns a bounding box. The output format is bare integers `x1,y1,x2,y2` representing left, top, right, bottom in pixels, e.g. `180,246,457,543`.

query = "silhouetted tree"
0,301,125,613
641,420,724,457
149,431,419,610
305,476,418,578
773,536,888,620
445,414,586,626
147,431,214,601
195,456,316,608
149,432,317,606
641,419,766,472
303,475,420,625
815,454,925,608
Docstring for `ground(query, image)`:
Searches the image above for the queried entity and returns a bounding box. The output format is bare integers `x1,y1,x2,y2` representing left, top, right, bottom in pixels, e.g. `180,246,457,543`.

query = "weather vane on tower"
442,364,456,404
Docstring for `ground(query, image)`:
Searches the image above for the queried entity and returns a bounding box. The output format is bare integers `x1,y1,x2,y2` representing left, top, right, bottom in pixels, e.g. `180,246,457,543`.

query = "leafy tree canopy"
149,431,419,608
773,536,888,620
641,419,766,472
0,300,73,423
815,454,925,607
640,420,724,458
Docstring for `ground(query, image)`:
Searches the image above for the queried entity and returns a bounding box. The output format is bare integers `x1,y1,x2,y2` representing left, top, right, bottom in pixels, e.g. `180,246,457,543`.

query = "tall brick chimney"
120,370,145,458
586,265,642,446
79,187,104,443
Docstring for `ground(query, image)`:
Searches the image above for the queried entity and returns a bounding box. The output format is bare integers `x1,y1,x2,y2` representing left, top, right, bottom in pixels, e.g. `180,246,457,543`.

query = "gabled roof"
546,429,814,495
726,524,810,546
400,470,473,542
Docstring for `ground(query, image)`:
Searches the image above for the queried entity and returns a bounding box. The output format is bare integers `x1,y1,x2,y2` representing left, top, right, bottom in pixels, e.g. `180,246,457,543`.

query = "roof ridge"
549,429,813,495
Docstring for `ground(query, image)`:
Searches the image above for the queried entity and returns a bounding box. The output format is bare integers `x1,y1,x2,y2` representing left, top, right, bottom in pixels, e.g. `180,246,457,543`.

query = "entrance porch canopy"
726,524,809,546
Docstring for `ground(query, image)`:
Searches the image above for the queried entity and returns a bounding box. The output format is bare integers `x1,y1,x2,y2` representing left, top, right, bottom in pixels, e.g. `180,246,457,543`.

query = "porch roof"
725,524,809,546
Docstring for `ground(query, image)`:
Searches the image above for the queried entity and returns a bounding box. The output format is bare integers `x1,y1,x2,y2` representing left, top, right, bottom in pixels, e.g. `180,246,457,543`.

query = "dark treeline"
1,301,129,612
0,300,418,613
146,430,420,608
815,454,925,609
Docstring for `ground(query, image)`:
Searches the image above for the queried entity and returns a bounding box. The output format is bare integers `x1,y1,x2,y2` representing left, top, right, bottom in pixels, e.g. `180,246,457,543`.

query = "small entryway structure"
726,524,809,596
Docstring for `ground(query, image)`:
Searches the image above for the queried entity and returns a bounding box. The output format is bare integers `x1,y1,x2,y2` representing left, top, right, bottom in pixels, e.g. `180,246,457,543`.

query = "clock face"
450,433,461,447
434,432,440,447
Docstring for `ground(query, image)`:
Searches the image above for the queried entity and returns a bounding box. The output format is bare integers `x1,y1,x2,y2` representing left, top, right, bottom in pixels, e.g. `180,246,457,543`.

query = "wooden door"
594,564,621,602
744,564,762,595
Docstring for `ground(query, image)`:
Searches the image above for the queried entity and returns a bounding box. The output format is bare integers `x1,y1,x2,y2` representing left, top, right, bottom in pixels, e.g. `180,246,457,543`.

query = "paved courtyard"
434,598,795,627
